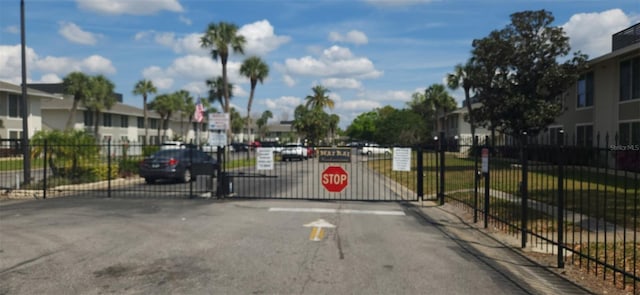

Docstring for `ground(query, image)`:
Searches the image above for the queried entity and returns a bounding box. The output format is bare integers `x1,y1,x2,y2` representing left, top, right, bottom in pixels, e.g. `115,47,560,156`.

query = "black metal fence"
444,135,639,293
0,137,637,292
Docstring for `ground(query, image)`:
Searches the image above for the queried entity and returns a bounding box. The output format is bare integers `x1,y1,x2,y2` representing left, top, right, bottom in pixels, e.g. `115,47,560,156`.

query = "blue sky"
1,0,639,128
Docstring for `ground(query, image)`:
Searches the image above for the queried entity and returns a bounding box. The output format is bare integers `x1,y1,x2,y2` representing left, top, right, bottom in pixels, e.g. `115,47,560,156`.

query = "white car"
361,143,392,155
280,143,308,161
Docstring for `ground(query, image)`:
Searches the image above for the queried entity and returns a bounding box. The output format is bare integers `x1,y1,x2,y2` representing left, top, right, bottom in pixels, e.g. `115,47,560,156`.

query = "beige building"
543,23,640,147
0,81,62,142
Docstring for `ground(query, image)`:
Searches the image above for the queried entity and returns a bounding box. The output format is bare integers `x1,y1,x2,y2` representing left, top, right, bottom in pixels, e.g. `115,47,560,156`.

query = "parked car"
361,143,392,155
230,142,249,152
281,143,308,161
260,141,283,154
139,148,218,184
160,141,196,150
306,146,316,158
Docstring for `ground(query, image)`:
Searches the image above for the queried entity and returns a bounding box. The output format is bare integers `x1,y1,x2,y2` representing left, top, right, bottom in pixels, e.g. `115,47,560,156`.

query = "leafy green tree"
200,21,246,114
149,93,183,140
406,91,436,136
346,111,379,142
31,129,98,179
173,90,193,139
206,76,234,111
305,85,334,110
132,79,157,144
374,107,426,145
256,110,273,140
229,107,245,135
470,10,587,142
292,105,330,145
447,61,477,139
84,75,116,139
424,84,456,135
63,71,92,130
240,56,269,143
328,114,340,145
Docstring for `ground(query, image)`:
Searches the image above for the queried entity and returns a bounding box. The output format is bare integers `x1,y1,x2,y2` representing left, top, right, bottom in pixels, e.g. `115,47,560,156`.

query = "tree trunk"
143,96,148,145
65,98,80,130
94,110,100,140
246,81,257,144
464,86,475,141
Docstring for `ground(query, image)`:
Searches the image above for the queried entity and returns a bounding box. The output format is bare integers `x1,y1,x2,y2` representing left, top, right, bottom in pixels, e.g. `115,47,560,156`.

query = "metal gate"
218,145,440,202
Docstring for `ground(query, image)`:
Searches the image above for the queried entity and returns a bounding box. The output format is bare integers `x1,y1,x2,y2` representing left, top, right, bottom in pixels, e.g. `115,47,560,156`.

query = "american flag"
194,98,204,123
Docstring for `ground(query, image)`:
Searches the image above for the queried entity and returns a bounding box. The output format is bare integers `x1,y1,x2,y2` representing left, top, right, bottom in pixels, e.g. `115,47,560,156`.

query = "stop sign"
321,166,348,192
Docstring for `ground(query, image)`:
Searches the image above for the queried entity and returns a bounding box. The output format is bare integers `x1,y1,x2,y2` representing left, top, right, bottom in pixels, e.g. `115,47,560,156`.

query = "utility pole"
21,0,31,185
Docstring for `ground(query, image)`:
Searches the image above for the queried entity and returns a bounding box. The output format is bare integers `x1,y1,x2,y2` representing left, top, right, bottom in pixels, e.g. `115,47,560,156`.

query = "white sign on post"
481,148,489,173
208,131,227,147
392,147,411,172
208,113,230,131
256,147,274,171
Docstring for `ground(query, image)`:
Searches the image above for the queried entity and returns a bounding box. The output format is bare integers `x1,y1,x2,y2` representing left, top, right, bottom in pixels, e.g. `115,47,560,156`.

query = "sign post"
321,166,348,193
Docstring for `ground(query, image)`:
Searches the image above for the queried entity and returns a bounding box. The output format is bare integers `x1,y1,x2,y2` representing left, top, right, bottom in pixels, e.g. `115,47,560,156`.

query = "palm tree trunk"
464,87,475,140
94,110,100,139
246,82,256,143
65,98,80,130
143,96,148,145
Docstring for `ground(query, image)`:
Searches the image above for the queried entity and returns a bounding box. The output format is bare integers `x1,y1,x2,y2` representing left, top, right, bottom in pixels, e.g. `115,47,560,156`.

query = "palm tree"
133,79,157,145
255,110,273,139
84,75,116,138
149,94,182,140
206,76,235,112
200,22,246,114
425,84,457,135
305,85,334,110
173,90,193,139
63,72,92,130
328,114,340,144
447,61,476,140
240,56,269,143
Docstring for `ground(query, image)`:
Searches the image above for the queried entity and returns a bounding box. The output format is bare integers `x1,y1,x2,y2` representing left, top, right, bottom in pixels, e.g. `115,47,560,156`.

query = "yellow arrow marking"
309,227,326,241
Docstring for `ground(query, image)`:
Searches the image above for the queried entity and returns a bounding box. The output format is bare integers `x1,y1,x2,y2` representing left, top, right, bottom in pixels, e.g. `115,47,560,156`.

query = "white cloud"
40,74,63,83
283,75,296,87
357,90,413,103
328,30,368,45
238,20,291,56
179,15,192,26
76,0,183,15
34,55,116,75
363,0,435,7
264,96,302,114
321,78,362,89
4,25,19,34
142,66,174,90
282,45,383,79
58,21,99,45
0,44,115,84
136,31,208,55
563,9,633,58
339,99,381,111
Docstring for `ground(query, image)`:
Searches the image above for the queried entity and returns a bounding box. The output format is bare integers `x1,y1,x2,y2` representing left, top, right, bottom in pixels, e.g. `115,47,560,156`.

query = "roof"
28,83,123,102
0,80,63,100
40,97,162,118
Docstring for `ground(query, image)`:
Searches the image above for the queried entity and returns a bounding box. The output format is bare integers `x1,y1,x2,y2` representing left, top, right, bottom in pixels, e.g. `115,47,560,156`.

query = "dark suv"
139,149,218,184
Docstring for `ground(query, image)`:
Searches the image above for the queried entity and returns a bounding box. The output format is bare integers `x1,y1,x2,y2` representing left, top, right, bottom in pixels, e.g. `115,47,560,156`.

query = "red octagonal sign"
322,166,348,193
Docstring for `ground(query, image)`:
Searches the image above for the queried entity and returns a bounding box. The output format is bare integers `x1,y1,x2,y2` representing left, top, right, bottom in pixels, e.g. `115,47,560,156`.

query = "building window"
620,57,640,101
84,111,93,126
619,122,640,145
547,127,563,145
150,119,158,129
103,114,112,127
137,117,144,128
9,130,22,139
8,94,21,118
120,115,129,128
137,135,145,144
577,72,594,108
576,125,593,147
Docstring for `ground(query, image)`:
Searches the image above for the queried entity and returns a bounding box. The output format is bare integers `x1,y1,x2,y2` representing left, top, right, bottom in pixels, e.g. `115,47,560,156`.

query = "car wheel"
144,178,155,184
181,168,192,183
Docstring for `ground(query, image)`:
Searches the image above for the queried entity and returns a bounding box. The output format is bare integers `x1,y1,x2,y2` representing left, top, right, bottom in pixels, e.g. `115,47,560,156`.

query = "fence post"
557,130,565,268
216,146,223,198
43,140,47,200
107,139,111,198
439,131,445,205
521,132,528,249
417,146,424,202
189,147,194,198
474,136,479,223
484,136,490,229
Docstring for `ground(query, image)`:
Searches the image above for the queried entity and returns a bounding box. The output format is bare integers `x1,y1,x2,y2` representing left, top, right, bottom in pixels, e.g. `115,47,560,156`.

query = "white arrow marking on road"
304,219,335,241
